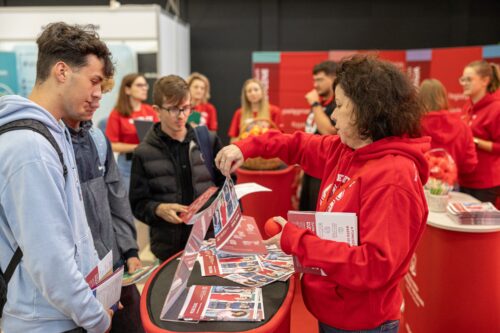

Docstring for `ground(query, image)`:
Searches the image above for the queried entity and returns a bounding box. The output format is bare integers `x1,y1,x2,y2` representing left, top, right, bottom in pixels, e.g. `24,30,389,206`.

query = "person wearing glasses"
458,61,500,204
129,75,225,262
105,73,158,190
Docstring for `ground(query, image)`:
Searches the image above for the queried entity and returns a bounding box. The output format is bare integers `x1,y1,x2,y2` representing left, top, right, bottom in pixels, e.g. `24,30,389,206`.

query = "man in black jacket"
129,75,225,261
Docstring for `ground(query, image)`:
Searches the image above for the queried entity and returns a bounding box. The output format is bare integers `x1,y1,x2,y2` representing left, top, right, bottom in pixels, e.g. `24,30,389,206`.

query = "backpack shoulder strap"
193,125,215,182
89,126,107,176
0,119,67,179
1,248,23,283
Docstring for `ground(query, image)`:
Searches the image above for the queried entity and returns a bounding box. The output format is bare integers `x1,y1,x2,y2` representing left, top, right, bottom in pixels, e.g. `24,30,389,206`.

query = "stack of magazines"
447,202,500,225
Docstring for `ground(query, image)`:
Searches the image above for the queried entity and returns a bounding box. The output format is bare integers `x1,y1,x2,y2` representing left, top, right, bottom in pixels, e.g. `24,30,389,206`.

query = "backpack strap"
2,248,23,283
193,125,215,182
0,119,68,179
89,126,107,176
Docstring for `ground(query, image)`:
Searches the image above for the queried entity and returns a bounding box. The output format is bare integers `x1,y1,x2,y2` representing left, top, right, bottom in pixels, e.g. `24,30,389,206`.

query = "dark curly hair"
35,22,114,83
333,55,423,141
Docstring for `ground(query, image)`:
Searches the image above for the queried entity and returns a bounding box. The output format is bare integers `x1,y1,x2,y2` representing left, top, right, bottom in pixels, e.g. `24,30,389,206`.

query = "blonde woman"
187,72,218,130
419,78,477,182
458,61,500,204
228,78,281,143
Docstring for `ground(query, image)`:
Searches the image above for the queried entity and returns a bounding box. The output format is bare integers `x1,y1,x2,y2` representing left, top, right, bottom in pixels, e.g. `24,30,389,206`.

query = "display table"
236,165,299,237
402,192,500,333
140,253,296,333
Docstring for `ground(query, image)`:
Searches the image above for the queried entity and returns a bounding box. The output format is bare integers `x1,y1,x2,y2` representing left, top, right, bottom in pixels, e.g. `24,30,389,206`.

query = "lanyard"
318,162,371,212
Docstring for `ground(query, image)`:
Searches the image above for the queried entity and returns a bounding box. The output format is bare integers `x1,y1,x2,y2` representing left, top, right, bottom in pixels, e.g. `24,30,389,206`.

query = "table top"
143,255,294,332
427,191,500,233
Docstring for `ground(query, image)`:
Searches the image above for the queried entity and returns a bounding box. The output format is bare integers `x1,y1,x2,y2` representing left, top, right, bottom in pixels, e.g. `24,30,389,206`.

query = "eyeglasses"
458,76,473,84
159,105,192,117
133,83,149,89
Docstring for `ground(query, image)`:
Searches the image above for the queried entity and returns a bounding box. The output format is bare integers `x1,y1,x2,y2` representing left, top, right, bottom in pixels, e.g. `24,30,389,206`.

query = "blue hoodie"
0,96,110,333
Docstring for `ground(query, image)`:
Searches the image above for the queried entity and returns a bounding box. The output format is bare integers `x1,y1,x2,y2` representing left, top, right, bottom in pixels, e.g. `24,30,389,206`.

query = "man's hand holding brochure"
85,251,124,312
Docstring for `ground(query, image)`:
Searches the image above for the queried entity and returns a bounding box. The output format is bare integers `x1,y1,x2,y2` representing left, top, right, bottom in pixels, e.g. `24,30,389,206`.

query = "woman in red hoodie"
216,55,429,332
459,61,500,204
419,78,478,184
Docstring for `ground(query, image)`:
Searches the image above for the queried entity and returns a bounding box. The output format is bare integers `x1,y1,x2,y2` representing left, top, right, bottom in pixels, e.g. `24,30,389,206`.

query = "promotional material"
287,211,358,275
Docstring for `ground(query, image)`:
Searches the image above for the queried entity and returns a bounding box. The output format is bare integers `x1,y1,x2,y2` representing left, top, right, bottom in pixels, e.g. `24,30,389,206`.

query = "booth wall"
2,0,500,143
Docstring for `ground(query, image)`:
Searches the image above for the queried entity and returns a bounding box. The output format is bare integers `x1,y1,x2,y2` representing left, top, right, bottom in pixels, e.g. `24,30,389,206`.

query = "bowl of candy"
424,148,457,212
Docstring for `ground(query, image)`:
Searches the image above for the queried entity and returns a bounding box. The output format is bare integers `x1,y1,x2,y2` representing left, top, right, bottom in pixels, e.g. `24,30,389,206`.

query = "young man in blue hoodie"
0,22,115,333
63,78,145,333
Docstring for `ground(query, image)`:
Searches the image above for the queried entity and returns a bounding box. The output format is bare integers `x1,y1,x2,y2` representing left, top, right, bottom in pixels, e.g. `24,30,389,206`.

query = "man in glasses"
129,75,225,262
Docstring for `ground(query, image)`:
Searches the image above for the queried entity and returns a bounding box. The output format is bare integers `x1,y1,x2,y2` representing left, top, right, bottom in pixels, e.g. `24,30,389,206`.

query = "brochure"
85,251,123,310
287,211,358,275
178,285,264,322
122,260,160,286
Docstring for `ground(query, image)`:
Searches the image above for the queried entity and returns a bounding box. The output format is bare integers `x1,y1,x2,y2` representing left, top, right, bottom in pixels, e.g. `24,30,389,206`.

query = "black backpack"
0,119,67,318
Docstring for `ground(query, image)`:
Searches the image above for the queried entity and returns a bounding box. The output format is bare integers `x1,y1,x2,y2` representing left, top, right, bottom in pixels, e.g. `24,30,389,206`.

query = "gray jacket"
68,121,138,267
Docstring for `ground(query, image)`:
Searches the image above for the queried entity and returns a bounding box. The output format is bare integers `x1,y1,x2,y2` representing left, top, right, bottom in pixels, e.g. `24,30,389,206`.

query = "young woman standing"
106,73,158,190
459,61,500,205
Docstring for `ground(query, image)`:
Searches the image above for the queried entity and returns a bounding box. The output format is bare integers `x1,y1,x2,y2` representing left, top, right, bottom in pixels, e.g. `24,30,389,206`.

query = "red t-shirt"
192,102,218,131
105,104,158,144
227,104,281,138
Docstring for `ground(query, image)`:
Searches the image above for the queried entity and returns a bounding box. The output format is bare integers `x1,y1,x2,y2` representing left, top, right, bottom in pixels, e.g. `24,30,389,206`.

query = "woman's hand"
215,144,244,177
263,216,288,247
155,203,188,224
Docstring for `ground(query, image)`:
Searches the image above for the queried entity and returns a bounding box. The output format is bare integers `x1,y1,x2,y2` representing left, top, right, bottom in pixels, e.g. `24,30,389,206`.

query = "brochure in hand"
122,260,160,286
287,211,358,276
85,251,124,310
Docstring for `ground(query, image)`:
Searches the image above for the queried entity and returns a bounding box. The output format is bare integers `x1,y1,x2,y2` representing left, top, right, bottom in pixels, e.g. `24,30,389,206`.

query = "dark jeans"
62,328,85,333
460,186,499,206
319,320,399,333
111,284,144,333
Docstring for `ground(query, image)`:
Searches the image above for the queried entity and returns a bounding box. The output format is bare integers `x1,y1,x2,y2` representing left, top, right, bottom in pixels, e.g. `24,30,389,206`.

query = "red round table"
141,252,296,333
401,192,500,333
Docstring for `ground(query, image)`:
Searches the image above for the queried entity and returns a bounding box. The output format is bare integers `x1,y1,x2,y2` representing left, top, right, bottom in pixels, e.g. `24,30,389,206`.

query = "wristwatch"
310,101,321,108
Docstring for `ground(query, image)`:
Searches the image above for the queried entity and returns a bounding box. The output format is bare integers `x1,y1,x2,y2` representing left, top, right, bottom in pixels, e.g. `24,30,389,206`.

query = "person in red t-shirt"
105,73,158,190
228,78,281,143
458,61,500,205
216,55,429,332
419,78,478,184
186,72,218,131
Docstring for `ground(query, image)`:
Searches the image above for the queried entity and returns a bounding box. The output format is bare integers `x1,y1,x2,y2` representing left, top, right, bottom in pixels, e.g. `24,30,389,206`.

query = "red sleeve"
280,184,427,291
105,109,122,143
270,104,282,131
487,107,500,154
234,130,338,179
206,103,218,131
228,108,242,138
459,123,478,175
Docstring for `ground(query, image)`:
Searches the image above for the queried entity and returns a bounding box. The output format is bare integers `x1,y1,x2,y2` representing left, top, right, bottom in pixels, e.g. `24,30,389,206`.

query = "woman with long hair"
419,78,477,182
187,72,218,131
105,73,158,190
458,61,500,204
227,78,281,143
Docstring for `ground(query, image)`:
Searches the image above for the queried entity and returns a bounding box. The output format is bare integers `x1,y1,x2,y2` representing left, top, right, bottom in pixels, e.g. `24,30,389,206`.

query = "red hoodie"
235,131,430,330
421,110,478,183
460,93,500,188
